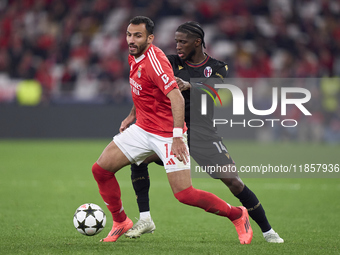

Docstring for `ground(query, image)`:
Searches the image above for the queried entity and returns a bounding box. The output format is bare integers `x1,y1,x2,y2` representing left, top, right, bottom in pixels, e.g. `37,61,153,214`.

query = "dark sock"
155,159,164,166
235,185,271,232
131,163,150,212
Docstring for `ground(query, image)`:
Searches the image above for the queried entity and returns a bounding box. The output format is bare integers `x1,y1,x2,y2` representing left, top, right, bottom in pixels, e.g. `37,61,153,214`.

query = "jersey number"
164,143,175,158
213,141,228,154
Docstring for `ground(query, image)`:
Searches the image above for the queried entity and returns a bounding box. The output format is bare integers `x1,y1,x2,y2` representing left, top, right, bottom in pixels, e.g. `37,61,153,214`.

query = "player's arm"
166,88,189,164
119,104,136,132
175,77,191,91
166,55,191,91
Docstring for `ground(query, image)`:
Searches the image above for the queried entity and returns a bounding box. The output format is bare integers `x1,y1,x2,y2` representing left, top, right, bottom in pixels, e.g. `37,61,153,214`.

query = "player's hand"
175,77,191,91
119,115,135,132
171,137,189,165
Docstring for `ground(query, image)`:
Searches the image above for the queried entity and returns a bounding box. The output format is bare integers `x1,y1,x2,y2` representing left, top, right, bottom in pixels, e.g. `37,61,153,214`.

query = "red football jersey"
128,44,187,137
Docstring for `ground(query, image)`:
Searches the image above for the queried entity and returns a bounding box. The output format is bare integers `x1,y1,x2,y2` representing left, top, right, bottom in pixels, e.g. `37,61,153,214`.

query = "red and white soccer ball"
73,203,106,236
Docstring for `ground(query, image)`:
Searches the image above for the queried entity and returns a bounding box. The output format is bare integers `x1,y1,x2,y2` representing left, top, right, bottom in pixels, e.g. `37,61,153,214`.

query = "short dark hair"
176,21,206,48
129,16,154,35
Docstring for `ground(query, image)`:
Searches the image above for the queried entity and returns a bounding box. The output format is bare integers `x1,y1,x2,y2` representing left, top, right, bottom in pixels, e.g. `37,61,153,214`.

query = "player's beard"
129,39,149,57
183,48,196,62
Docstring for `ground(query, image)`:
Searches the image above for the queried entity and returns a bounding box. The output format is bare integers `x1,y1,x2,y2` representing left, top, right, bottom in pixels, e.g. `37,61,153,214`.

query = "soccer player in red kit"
91,16,253,244
126,21,284,244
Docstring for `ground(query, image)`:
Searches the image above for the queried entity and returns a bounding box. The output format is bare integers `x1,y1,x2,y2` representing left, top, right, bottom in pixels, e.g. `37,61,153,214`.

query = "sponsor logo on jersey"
204,66,212,77
164,80,176,90
178,65,183,70
130,77,142,95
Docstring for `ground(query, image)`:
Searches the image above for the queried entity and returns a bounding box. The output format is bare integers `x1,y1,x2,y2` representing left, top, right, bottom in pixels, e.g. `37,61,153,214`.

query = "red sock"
174,186,242,221
92,162,127,222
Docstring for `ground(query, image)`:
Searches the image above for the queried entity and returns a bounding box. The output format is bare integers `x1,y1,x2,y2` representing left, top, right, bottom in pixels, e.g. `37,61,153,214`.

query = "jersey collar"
185,54,210,67
134,54,145,63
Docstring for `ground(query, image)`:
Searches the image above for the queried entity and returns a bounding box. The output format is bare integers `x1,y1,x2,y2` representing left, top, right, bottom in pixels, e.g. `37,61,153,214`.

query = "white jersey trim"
150,46,164,73
147,46,164,76
134,54,145,63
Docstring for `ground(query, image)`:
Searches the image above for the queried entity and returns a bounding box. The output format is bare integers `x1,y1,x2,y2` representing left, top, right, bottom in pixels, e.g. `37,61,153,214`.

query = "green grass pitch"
0,140,339,254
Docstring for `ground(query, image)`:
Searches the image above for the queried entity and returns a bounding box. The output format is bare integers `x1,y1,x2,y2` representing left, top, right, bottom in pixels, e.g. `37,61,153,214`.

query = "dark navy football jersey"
167,54,228,141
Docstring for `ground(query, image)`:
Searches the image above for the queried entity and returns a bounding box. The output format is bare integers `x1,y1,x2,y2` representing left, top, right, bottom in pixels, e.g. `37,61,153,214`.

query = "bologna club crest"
204,66,212,77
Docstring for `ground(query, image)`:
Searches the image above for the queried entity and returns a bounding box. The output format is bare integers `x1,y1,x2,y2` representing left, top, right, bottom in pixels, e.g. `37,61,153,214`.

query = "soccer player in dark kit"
125,21,284,243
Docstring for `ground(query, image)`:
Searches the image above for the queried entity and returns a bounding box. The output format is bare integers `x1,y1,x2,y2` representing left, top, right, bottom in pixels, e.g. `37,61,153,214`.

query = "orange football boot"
232,206,253,244
101,217,133,242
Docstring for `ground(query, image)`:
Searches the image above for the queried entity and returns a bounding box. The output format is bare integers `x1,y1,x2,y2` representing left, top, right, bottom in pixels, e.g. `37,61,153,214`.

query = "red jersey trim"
185,55,210,67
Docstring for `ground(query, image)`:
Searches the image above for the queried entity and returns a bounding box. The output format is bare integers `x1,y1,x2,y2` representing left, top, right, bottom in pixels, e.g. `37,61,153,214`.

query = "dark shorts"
189,133,237,179
190,138,234,166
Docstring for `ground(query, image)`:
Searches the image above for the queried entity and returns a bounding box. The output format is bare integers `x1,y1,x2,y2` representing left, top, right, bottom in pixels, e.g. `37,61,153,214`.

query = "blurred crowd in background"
0,0,339,142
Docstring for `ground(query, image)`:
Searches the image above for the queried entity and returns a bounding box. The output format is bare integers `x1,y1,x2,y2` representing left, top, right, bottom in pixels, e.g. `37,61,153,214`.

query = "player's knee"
92,162,101,180
131,163,149,181
221,176,242,186
92,162,113,182
131,163,149,174
220,177,233,187
221,177,244,194
174,186,196,205
131,163,150,192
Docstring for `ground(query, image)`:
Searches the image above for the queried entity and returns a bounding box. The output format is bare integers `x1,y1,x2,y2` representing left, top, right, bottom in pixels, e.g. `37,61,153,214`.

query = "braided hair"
176,21,206,48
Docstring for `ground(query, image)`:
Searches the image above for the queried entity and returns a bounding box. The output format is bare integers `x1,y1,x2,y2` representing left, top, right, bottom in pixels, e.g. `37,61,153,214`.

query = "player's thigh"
191,139,237,178
191,139,234,165
114,124,155,165
97,141,131,173
167,169,192,194
149,133,190,173
143,153,161,164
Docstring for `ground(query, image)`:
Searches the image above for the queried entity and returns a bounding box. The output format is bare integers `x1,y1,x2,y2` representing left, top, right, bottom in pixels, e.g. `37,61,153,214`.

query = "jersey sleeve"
215,62,228,79
147,49,178,95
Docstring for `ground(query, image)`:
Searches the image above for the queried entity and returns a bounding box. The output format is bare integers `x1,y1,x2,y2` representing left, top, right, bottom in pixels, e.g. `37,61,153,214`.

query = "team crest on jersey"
137,65,142,78
204,66,212,77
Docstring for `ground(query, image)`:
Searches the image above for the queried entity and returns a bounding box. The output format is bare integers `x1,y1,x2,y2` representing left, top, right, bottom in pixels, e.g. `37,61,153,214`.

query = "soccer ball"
73,203,106,236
